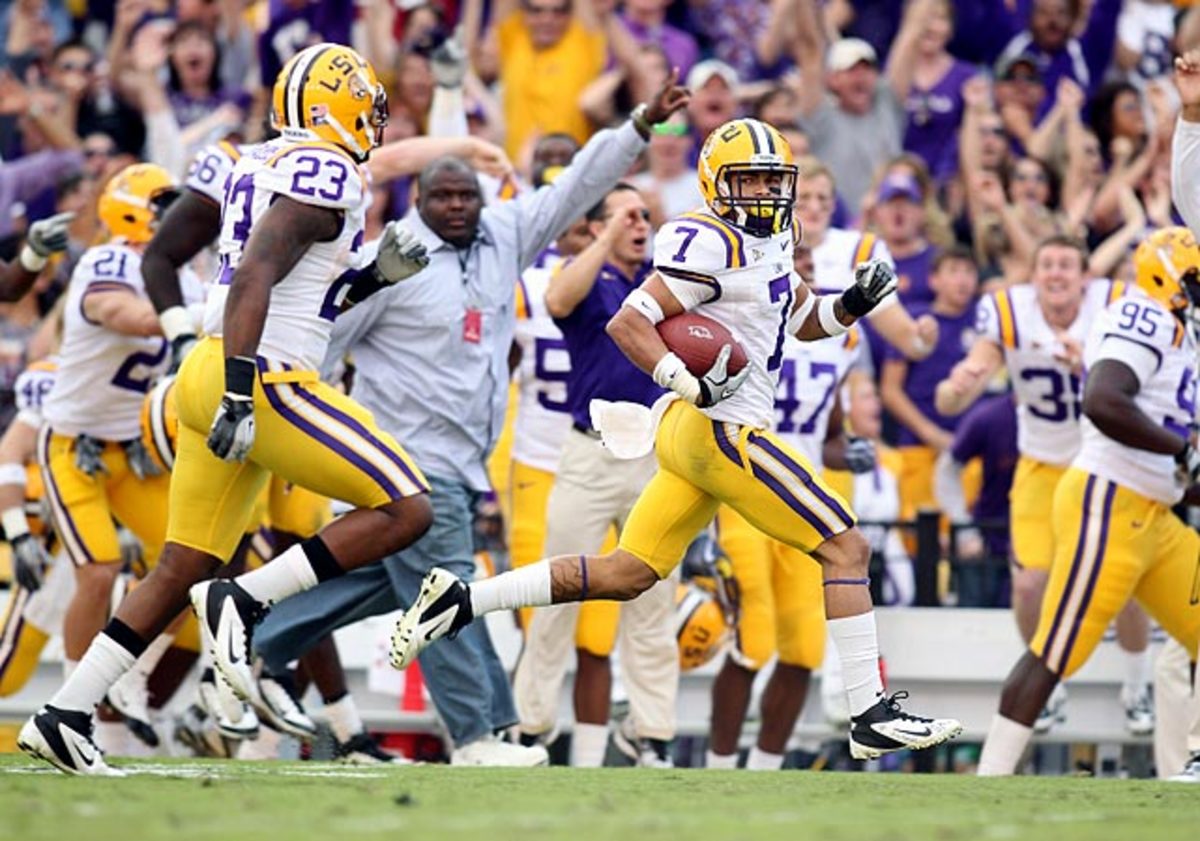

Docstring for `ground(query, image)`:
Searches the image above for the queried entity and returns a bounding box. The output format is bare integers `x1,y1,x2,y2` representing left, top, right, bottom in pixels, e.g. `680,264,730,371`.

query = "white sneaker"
18,706,124,777
254,673,317,741
451,736,549,767
1034,683,1068,735
107,666,158,748
190,579,267,708
1169,752,1200,782
390,568,472,670
1122,685,1154,736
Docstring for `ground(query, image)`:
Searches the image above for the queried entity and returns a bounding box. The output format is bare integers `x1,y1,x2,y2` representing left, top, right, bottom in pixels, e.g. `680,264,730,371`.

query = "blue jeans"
254,475,516,746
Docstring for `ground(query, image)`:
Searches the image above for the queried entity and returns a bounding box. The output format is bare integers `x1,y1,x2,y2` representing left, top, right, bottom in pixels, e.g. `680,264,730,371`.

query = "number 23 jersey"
204,138,368,371
654,208,798,429
1075,293,1197,505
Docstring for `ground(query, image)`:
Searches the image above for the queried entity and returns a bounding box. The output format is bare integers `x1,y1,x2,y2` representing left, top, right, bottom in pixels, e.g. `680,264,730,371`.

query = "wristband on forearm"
18,245,47,273
224,356,257,398
2,506,30,540
816,296,849,336
653,352,701,404
159,305,195,342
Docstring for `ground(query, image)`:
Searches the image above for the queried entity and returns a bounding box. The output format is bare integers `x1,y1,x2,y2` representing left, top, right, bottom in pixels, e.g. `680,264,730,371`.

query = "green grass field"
1,754,1197,841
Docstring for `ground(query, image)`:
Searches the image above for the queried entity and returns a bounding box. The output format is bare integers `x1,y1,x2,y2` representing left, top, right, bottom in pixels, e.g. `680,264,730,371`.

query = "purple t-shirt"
894,244,936,310
903,61,977,183
258,0,353,90
884,303,977,446
168,88,252,129
621,16,699,78
950,393,1018,559
554,260,664,430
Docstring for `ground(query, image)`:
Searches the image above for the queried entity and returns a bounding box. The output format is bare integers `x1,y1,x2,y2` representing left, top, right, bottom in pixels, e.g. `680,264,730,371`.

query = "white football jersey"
44,245,170,440
203,138,368,371
974,279,1126,466
773,329,863,469
12,356,57,428
1075,292,1197,505
184,140,245,207
809,227,898,311
655,208,798,429
512,256,572,472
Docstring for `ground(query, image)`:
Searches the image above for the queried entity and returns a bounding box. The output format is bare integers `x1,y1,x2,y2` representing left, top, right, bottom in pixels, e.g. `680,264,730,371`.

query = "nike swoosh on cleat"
890,725,933,738
423,612,455,642
61,723,96,767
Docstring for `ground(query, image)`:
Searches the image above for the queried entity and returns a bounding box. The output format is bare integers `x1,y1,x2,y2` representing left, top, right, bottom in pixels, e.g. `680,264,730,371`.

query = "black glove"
207,356,257,462
841,258,899,317
843,436,877,474
12,532,50,591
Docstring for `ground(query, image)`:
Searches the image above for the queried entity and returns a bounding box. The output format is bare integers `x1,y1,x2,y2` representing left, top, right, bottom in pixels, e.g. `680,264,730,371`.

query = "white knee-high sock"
977,714,1033,776
469,560,552,616
51,632,137,713
571,722,609,767
706,749,738,769
323,693,365,744
237,543,319,604
746,746,784,770
826,612,884,717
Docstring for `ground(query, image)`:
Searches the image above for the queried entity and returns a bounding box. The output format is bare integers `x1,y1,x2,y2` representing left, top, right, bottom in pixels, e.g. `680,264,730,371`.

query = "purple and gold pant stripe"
35,426,95,566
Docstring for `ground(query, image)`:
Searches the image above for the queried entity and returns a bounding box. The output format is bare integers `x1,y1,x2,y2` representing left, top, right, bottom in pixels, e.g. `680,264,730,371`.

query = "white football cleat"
1034,683,1068,735
107,666,158,748
1169,752,1200,782
253,672,317,741
450,735,549,767
848,692,962,760
18,706,124,777
389,567,473,670
190,579,267,708
1122,685,1154,736
197,667,259,740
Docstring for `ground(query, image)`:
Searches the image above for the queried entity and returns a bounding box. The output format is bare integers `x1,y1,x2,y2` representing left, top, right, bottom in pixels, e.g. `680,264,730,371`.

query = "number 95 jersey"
204,138,368,371
1075,293,1197,505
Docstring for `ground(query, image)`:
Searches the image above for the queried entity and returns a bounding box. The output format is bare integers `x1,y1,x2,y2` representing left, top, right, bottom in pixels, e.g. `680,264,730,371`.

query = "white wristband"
2,506,30,539
624,288,665,325
653,352,701,404
18,245,47,273
0,462,26,487
817,295,849,337
159,306,195,342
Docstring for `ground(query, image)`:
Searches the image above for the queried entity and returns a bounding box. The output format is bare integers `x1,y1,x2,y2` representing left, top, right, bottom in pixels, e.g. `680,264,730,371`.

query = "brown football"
657,312,749,377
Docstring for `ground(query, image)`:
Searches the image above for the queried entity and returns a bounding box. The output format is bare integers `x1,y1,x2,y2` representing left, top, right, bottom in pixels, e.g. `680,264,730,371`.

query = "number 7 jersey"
203,138,368,371
974,279,1125,466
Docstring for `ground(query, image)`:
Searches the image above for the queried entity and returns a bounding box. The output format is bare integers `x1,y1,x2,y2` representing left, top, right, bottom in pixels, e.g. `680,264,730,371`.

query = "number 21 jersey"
204,138,368,371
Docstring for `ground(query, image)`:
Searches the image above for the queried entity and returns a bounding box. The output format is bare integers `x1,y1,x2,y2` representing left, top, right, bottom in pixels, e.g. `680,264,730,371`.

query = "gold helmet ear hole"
1154,275,1166,287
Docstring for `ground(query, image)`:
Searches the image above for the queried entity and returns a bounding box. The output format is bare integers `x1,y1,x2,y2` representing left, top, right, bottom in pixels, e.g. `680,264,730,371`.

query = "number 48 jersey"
1075,293,1197,505
203,138,368,371
654,207,798,430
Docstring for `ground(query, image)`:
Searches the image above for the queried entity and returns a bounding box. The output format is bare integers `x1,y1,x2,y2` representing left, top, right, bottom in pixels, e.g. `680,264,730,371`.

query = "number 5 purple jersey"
652,207,800,430
43,244,202,440
204,138,368,372
972,278,1126,467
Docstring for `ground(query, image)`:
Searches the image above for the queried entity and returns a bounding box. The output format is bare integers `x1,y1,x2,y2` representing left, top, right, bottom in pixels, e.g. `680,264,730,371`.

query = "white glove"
431,34,467,89
373,221,430,284
698,345,751,408
20,211,75,271
842,258,899,317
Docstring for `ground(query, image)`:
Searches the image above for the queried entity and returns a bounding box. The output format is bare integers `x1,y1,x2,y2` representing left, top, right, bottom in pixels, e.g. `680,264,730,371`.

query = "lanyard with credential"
459,243,482,344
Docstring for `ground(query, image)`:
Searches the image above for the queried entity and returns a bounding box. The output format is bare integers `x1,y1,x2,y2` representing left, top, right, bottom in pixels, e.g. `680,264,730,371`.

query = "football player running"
19,44,432,776
392,117,963,760
978,227,1200,775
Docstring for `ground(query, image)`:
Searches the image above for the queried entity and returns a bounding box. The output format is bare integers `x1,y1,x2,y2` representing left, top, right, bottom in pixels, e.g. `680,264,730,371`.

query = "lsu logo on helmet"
675,583,731,671
1133,226,1200,317
698,118,797,237
97,164,179,244
140,376,179,472
272,43,387,161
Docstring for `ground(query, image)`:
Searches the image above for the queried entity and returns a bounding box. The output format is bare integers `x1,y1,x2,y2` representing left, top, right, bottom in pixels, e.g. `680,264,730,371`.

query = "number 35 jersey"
204,138,368,371
655,208,798,430
44,245,179,440
974,279,1125,466
1075,293,1197,505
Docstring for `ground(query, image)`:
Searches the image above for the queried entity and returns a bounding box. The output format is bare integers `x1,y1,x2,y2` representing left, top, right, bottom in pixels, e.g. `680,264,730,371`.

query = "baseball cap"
878,172,922,204
995,53,1041,82
826,38,878,73
687,59,739,91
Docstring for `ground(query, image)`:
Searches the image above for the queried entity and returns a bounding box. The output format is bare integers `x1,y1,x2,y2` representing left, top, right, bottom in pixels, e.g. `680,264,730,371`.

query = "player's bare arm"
82,289,163,337
1082,359,1187,456
792,258,901,341
935,338,1003,416
605,272,686,374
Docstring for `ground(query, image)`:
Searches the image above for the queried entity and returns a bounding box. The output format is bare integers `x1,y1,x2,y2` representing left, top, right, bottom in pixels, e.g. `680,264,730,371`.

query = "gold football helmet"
675,583,730,671
97,164,178,243
1133,226,1200,317
697,118,797,236
271,43,387,161
140,376,178,473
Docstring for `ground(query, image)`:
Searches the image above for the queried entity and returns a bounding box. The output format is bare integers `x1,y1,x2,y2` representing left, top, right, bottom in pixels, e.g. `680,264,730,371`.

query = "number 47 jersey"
204,138,368,372
1075,293,1197,505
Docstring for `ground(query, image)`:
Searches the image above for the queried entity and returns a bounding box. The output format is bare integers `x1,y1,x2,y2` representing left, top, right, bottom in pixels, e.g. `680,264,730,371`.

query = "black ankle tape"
106,618,149,658
302,535,344,583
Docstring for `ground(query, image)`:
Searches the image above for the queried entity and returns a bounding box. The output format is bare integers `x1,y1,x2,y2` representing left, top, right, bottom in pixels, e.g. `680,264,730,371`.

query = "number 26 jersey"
204,138,368,372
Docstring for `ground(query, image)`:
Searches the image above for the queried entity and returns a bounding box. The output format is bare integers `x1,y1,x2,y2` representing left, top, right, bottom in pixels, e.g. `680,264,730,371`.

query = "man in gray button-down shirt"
254,80,690,763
